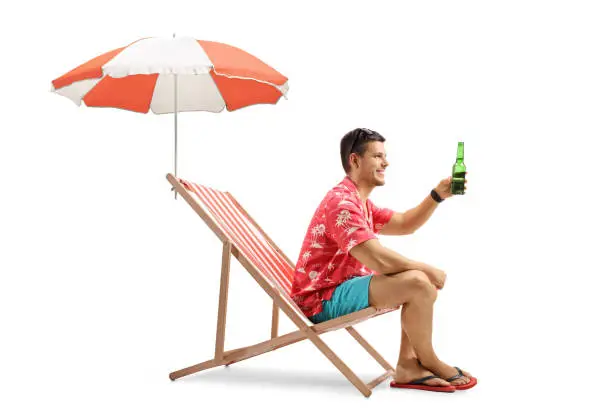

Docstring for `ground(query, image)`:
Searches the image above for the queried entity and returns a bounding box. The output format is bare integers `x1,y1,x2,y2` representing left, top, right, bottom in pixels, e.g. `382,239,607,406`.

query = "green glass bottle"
451,142,466,195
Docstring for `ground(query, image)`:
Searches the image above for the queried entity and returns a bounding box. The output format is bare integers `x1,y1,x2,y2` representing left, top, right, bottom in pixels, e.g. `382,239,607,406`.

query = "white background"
2,0,611,406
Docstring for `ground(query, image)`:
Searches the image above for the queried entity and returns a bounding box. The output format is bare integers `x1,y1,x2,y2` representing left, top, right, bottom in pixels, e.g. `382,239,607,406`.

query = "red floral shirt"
290,176,394,317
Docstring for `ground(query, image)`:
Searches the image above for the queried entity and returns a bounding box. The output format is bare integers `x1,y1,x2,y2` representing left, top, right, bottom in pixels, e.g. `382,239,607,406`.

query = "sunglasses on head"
349,128,375,154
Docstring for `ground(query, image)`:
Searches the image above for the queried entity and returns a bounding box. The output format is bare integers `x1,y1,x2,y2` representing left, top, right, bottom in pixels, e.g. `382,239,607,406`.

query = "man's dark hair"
340,128,386,173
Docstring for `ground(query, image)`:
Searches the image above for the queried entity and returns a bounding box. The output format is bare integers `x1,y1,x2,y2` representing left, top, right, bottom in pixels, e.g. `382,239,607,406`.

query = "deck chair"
167,173,399,397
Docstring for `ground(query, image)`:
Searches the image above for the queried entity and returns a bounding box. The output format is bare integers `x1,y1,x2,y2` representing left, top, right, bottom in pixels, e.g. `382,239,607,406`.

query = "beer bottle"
451,142,466,195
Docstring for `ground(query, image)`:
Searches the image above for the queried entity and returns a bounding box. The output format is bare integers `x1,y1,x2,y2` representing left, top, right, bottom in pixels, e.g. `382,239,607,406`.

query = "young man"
290,128,476,392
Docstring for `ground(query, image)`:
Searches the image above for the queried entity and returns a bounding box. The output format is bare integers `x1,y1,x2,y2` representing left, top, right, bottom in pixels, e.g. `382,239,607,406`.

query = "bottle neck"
456,142,464,162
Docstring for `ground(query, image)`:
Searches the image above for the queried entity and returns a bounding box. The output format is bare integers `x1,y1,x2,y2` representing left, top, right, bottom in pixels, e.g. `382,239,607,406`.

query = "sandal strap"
445,367,465,382
409,375,441,385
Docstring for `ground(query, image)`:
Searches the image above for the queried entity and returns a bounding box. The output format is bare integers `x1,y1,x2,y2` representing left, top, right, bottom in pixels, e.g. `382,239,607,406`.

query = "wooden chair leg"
301,327,372,397
271,304,279,339
346,326,394,372
170,330,305,380
170,320,392,396
169,358,225,381
214,241,231,363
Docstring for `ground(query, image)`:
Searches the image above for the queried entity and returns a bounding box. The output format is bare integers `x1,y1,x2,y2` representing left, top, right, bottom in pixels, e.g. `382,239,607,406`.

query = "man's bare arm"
380,175,470,236
380,194,440,236
350,239,446,288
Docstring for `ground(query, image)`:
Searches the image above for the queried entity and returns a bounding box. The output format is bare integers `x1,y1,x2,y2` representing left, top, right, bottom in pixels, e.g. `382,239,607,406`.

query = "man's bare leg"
369,270,472,386
394,317,448,386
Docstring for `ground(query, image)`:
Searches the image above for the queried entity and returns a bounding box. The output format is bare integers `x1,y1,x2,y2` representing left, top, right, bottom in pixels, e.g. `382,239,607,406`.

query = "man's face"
352,141,389,186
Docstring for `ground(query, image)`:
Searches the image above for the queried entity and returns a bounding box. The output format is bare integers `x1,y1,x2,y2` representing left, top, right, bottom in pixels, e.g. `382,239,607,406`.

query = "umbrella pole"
173,32,179,200
173,72,178,200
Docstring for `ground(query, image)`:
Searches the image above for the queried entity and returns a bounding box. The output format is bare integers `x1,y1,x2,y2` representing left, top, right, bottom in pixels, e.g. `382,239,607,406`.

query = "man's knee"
397,270,437,301
369,269,436,309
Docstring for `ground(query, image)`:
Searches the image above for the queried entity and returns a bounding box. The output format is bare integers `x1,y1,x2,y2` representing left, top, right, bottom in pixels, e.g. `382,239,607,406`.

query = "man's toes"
451,376,469,385
427,378,451,387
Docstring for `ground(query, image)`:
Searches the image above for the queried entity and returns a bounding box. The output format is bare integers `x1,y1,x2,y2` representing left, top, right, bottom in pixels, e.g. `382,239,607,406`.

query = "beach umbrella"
52,36,289,195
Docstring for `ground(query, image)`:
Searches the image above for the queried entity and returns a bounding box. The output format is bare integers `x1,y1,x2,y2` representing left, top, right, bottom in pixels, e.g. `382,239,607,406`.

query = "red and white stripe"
52,37,288,113
181,179,294,294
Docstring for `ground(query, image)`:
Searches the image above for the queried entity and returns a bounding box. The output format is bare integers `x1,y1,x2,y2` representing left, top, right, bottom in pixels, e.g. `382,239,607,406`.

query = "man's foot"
421,360,474,387
395,358,452,387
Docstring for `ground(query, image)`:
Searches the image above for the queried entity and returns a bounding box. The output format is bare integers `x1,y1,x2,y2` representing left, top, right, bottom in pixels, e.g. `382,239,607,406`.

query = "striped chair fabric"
180,179,294,295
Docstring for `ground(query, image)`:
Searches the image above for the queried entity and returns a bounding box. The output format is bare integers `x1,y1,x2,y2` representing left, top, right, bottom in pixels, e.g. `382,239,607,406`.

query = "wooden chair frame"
167,174,398,397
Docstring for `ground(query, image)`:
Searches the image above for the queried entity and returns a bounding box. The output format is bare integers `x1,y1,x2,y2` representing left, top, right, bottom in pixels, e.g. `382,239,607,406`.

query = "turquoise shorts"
309,275,373,324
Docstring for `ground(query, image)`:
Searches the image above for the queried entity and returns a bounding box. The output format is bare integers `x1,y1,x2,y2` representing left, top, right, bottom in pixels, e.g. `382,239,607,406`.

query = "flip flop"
390,375,456,393
445,367,477,390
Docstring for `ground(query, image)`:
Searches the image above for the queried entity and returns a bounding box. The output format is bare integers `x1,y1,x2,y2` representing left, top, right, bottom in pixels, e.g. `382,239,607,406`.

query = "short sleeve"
325,196,376,253
371,201,394,234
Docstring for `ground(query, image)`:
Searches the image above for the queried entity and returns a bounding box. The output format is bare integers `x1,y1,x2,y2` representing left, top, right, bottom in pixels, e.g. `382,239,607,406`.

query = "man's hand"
435,173,468,199
425,266,447,290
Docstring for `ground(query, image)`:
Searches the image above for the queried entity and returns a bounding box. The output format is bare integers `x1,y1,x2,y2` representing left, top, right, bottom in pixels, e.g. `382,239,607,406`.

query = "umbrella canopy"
51,36,288,194
52,36,289,113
